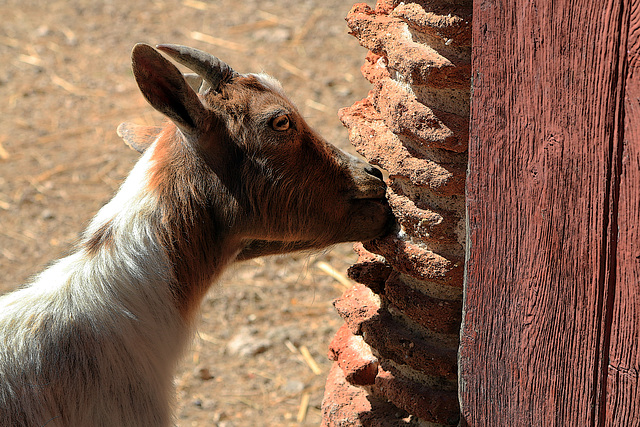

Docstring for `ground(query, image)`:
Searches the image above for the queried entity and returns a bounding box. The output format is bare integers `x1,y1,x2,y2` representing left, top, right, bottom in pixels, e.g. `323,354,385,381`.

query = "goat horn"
156,44,238,92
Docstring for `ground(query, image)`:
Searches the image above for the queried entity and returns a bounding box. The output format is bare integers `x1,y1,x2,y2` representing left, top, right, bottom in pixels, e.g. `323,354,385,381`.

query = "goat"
0,43,393,427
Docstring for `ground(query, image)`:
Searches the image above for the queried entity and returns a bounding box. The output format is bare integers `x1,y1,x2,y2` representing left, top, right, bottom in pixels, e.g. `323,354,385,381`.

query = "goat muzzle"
343,153,387,200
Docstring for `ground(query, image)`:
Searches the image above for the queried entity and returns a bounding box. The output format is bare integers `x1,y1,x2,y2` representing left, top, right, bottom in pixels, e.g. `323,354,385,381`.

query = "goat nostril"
365,165,384,181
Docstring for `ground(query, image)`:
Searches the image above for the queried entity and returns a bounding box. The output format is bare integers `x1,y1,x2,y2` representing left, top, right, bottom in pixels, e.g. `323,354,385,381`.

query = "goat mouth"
352,195,394,220
351,196,396,241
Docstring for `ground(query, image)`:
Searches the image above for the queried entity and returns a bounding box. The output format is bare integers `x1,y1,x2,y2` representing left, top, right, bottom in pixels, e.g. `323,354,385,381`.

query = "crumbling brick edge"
321,1,472,425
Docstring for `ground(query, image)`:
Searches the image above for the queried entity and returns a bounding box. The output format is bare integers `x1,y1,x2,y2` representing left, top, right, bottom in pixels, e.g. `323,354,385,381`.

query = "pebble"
41,209,55,220
226,327,272,357
281,379,305,395
194,366,214,381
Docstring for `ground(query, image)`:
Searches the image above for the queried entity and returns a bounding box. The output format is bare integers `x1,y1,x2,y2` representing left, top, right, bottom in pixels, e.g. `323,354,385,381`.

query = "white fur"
0,144,189,427
251,72,286,96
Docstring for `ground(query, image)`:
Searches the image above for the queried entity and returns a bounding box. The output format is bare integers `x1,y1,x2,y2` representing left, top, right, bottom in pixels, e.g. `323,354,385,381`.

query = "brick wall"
321,1,472,425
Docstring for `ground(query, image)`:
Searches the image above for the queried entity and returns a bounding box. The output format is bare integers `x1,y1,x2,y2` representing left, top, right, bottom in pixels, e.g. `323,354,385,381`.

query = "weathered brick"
328,324,378,386
386,187,461,245
339,99,466,196
333,283,381,335
345,3,470,88
360,309,458,381
347,243,392,293
375,365,460,425
323,0,470,424
370,78,468,153
364,233,464,285
392,3,472,48
321,363,410,427
384,272,462,335
360,51,391,84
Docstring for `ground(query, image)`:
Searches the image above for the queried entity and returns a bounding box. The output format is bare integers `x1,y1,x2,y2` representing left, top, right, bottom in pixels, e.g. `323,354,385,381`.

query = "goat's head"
119,43,394,261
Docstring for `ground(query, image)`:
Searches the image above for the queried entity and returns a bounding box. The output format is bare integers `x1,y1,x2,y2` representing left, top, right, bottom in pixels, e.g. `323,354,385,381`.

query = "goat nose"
365,165,384,181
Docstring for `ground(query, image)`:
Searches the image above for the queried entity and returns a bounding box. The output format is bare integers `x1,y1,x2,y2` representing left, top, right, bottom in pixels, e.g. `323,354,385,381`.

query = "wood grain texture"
605,0,640,424
460,0,639,425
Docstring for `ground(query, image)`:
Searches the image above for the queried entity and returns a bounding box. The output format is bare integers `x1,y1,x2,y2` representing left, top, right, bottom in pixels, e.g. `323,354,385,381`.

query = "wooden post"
460,0,639,425
606,4,640,422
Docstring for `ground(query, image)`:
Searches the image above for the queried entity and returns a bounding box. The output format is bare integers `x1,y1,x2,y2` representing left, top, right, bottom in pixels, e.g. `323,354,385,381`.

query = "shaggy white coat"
0,146,192,427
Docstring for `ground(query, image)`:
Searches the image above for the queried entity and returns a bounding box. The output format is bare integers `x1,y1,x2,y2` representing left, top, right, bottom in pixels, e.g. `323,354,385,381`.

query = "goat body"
0,44,392,427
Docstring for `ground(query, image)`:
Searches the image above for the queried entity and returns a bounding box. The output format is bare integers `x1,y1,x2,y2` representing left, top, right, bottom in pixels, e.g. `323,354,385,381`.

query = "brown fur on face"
140,75,393,318
121,45,393,320
201,75,393,246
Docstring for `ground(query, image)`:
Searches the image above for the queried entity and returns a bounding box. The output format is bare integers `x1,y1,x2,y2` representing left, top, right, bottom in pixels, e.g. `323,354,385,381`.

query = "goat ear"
131,43,208,134
117,122,163,153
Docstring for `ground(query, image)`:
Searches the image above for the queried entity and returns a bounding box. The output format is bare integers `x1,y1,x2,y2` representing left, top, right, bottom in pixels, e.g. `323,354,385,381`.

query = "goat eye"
270,115,290,131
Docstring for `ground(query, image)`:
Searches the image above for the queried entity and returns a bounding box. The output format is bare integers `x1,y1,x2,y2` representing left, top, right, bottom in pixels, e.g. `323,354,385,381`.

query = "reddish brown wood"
605,1,640,424
460,0,639,425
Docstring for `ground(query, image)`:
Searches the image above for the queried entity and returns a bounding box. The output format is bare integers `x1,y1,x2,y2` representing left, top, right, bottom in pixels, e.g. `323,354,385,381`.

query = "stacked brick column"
321,1,471,425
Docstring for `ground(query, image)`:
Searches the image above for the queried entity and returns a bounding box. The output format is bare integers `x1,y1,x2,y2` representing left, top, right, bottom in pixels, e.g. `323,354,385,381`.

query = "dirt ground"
0,1,376,425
